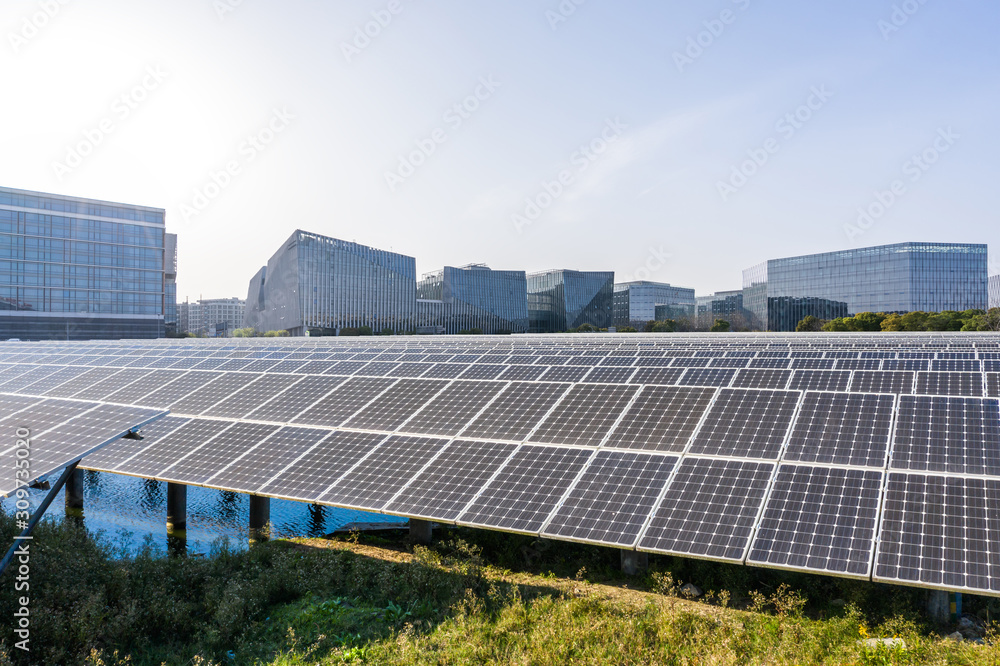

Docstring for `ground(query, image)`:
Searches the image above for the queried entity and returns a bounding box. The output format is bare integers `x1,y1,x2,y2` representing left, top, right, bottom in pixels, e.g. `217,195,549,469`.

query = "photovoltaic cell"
542,450,677,546
201,374,302,418
245,375,346,422
732,368,791,390
630,367,684,385
458,445,594,534
792,359,835,370
384,440,518,521
747,465,881,577
401,381,506,437
497,365,546,381
788,370,851,392
137,371,225,409
159,422,282,485
989,373,1000,398
678,368,736,388
875,473,998,593
582,366,636,384
783,392,894,467
460,382,571,442
891,396,1000,475
112,418,234,478
457,364,506,380
320,435,449,510
169,372,263,415
258,430,384,501
529,384,639,447
638,458,774,562
343,379,448,431
101,370,188,404
604,386,715,452
850,371,914,395
884,360,929,372
16,366,90,395
0,366,64,392
538,366,591,383
688,389,799,460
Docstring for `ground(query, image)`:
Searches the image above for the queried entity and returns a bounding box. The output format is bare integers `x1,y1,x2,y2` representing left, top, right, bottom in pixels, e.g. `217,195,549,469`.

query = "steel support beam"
0,462,79,577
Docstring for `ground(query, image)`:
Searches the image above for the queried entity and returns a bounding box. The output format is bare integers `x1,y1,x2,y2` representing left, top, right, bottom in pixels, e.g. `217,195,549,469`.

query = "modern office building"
416,264,528,334
527,269,614,332
743,242,989,331
164,233,178,335
0,185,167,340
991,274,1000,309
244,230,416,336
613,281,695,328
180,297,245,336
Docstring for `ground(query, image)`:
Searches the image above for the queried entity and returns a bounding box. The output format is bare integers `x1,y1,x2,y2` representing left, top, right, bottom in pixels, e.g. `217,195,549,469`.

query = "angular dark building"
244,230,416,336
416,264,528,334
0,186,168,340
743,242,988,331
527,269,614,332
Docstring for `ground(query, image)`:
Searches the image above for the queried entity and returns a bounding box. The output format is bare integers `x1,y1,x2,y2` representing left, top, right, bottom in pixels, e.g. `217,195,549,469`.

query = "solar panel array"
2,332,1000,596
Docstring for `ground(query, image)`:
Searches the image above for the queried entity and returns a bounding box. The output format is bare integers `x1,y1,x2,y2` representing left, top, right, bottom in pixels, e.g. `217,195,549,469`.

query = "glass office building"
613,281,695,328
244,230,416,336
743,242,989,331
164,233,178,335
528,269,614,332
991,274,999,309
416,264,528,334
0,185,166,340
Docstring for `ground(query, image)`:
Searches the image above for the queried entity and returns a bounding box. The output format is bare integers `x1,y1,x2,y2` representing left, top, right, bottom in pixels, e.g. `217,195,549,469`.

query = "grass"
1,512,999,665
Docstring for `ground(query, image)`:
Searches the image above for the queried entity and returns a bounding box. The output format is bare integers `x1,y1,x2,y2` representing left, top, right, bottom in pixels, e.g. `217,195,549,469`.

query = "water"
1,470,406,555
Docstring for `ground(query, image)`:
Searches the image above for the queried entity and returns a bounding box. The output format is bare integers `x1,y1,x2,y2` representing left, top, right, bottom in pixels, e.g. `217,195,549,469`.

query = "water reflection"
0,470,406,555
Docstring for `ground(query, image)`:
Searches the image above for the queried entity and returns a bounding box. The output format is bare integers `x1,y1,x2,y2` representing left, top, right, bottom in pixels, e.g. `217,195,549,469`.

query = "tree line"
796,308,1000,333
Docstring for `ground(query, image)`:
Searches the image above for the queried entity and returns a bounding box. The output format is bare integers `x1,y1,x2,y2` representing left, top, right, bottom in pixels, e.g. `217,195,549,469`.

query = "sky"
2,0,998,301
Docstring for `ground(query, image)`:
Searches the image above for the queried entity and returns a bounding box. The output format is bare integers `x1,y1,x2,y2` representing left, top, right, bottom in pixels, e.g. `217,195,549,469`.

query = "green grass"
1,512,999,665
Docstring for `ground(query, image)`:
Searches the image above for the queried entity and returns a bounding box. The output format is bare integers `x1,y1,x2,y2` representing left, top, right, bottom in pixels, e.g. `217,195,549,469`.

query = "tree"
572,323,599,333
618,326,637,333
263,330,289,337
795,315,823,332
232,327,256,337
710,318,731,332
822,318,851,332
645,319,677,333
850,312,886,332
881,313,904,331
965,308,1000,332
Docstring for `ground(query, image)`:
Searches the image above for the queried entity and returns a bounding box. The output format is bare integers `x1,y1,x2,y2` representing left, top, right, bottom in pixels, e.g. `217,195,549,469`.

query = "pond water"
1,470,406,555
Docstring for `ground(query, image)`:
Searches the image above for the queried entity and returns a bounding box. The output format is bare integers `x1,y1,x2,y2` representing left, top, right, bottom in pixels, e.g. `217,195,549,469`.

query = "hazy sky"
2,0,998,301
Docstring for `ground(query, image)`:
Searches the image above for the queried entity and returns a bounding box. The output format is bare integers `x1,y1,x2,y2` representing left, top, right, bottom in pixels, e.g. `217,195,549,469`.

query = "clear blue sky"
2,0,997,300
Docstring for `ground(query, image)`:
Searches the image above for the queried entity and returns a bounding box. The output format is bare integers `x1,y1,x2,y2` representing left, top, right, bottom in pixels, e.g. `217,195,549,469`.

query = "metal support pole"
0,462,79,577
65,467,84,514
166,482,187,555
927,589,950,624
621,550,648,576
249,495,270,544
409,519,432,544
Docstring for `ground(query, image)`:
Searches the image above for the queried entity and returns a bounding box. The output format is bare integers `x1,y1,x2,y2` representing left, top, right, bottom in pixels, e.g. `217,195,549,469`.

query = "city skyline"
2,1,998,301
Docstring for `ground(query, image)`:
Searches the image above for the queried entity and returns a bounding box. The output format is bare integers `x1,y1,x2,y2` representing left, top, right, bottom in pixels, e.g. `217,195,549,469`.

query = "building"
0,185,167,340
244,230,416,336
164,233,178,335
527,269,614,332
180,297,246,336
743,242,989,331
991,274,1000,309
416,264,528,334
613,281,695,329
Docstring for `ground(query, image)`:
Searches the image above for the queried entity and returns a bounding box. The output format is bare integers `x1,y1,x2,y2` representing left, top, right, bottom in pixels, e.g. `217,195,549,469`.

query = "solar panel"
458,445,594,534
850,371,914,395
836,359,882,371
384,440,518,521
932,360,981,372
783,392,895,467
343,379,448,431
891,396,1000,475
638,458,774,562
82,415,192,470
916,372,983,397
137,371,225,409
320,435,449,510
884,359,929,371
0,365,64,392
201,374,302,418
604,386,715,452
747,465,881,577
792,359,835,370
542,450,677,546
539,366,591,382
875,473,998,593
989,373,1000,398
457,364,507,380
688,389,799,459
630,367,684,385
201,426,330,493
111,418,234,478
460,382,571,442
101,369,189,404
400,381,506,437
16,366,90,395
158,422,283,485
258,430,384,501
732,368,791,390
421,363,469,379
244,375,346,422
169,372,265,415
291,377,396,427
678,368,737,387
70,368,155,400
529,384,639,447
496,365,546,381
788,370,851,392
